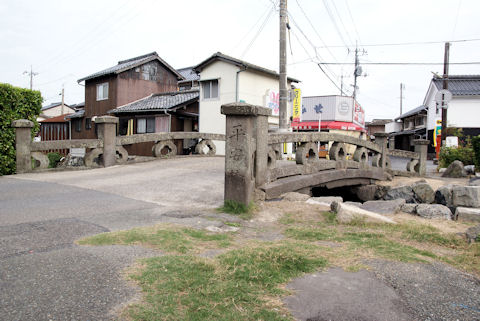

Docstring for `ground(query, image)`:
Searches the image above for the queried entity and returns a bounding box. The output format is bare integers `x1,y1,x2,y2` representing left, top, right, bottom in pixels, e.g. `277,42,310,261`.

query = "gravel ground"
369,260,480,321
284,260,480,321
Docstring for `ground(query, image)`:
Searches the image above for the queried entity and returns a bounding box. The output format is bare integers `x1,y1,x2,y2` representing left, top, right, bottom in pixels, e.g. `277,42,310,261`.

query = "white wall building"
193,52,300,155
424,75,480,135
38,102,75,121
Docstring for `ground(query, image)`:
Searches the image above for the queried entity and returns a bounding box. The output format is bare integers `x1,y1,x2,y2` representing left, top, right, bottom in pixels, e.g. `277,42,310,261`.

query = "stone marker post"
11,119,34,174
374,132,389,169
95,116,118,167
413,139,429,176
221,103,271,206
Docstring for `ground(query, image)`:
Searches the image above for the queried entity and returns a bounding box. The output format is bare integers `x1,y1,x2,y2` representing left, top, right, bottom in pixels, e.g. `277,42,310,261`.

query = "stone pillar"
413,139,429,176
11,119,34,174
374,132,389,169
221,103,271,205
95,116,118,167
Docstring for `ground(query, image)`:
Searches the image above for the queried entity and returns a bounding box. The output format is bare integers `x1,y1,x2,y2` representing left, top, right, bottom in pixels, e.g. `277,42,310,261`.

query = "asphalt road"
0,157,225,321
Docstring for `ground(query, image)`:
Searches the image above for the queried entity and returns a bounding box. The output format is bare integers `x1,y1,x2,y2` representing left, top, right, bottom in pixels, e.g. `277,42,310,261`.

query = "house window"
96,82,109,101
85,118,92,130
75,119,82,132
202,79,219,99
137,117,155,133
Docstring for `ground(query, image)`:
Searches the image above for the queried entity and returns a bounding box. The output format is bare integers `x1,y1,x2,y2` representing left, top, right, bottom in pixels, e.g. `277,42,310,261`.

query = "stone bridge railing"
221,103,429,205
12,117,225,173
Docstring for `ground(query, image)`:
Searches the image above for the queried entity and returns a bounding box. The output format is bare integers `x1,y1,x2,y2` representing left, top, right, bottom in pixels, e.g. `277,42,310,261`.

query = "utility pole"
441,42,450,147
279,0,288,131
60,86,65,115
399,83,405,116
352,44,366,100
23,65,38,90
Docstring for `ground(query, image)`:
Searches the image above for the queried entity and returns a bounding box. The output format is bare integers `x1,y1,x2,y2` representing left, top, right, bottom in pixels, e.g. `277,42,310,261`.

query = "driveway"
0,157,224,321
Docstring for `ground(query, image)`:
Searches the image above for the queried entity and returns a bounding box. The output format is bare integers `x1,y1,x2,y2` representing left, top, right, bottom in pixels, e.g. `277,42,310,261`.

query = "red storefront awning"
291,120,365,132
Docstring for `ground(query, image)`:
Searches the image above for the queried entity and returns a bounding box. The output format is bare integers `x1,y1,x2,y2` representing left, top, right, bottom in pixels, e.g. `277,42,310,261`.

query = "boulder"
352,185,378,202
439,168,447,173
401,203,417,214
412,182,435,204
361,199,406,215
464,165,475,175
435,185,453,207
374,185,391,200
468,177,480,186
282,192,311,202
416,204,452,220
307,196,343,206
344,201,362,207
452,186,480,208
465,224,480,243
384,185,415,203
455,207,480,222
330,202,396,224
441,160,465,178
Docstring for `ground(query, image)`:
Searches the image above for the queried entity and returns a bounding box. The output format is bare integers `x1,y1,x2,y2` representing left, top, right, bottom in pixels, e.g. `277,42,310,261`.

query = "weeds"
217,200,255,220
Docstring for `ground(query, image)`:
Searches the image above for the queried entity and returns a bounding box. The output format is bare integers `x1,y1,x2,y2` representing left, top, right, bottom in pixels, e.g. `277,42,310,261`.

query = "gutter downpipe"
235,65,247,102
164,110,172,132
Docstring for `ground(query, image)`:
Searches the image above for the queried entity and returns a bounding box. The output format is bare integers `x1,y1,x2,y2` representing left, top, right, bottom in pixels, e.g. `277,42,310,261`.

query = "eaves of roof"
394,105,427,121
78,52,185,83
193,52,301,83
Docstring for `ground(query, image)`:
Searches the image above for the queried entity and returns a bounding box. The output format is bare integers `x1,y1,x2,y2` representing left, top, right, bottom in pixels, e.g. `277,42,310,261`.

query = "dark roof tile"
432,75,480,96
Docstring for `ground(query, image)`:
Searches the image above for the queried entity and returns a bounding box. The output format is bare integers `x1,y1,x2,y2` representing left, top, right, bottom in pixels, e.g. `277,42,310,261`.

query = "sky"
1,0,479,121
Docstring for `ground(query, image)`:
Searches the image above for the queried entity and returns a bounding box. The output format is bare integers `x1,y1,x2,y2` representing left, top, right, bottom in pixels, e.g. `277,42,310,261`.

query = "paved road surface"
0,157,224,321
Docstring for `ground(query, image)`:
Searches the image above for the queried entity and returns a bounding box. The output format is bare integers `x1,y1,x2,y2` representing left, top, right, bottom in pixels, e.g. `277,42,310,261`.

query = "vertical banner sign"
293,88,301,122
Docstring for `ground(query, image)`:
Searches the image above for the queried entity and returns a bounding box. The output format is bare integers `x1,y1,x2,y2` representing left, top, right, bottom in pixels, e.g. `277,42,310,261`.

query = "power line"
344,0,362,45
322,0,351,49
316,37,480,48
241,2,276,58
329,0,355,47
319,61,480,65
293,0,338,61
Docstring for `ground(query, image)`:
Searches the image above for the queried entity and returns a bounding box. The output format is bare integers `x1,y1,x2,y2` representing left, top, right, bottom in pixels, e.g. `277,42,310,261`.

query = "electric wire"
344,0,362,45
322,0,351,49
329,0,355,47
316,37,480,48
241,2,276,58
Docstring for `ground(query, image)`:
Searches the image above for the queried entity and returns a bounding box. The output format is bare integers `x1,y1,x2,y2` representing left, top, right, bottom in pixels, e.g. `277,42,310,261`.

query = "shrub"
0,83,42,175
439,146,475,168
47,152,62,168
472,135,480,168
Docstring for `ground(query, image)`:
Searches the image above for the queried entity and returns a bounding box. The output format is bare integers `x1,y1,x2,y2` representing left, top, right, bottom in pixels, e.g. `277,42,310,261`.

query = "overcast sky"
1,0,479,121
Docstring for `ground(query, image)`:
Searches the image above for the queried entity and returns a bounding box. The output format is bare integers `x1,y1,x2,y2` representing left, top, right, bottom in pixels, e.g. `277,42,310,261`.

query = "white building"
193,52,300,155
38,102,75,121
424,75,480,137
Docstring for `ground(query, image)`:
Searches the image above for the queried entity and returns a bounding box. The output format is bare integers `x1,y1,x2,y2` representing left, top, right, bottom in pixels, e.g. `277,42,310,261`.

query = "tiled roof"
367,119,392,126
39,114,71,123
395,105,427,121
78,52,184,82
65,109,85,119
432,75,480,96
109,90,199,114
42,102,71,111
177,67,200,82
194,52,301,83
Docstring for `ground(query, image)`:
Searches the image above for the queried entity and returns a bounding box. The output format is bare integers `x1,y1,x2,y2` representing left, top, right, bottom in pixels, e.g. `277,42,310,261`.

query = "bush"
439,146,475,168
472,135,480,168
47,152,62,168
0,83,42,175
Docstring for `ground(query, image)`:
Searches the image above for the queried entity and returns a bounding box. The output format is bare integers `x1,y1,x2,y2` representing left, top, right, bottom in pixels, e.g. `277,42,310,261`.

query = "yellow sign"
293,88,301,121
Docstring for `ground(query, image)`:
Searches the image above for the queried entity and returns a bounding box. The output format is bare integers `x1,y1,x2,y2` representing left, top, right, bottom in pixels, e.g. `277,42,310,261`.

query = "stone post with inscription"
11,119,34,173
95,116,118,167
374,132,389,169
413,139,429,176
221,103,271,205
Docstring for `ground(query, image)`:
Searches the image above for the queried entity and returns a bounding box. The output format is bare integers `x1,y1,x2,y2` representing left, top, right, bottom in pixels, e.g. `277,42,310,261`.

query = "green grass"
78,226,232,254
217,200,255,220
127,243,327,321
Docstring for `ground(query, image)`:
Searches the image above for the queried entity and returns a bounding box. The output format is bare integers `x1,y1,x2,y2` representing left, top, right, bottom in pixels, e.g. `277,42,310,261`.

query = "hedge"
438,146,475,169
472,135,480,168
0,83,42,175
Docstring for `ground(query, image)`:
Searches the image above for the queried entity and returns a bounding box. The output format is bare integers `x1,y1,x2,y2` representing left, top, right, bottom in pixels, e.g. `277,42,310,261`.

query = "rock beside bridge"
416,204,452,220
361,199,405,215
452,186,480,208
331,201,397,224
455,207,480,222
441,160,465,178
307,196,344,206
384,185,415,203
281,192,311,202
412,182,435,204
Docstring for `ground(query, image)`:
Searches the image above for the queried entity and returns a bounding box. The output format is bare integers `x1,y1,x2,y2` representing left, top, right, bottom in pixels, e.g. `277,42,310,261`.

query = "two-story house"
71,52,184,140
193,52,300,155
